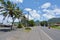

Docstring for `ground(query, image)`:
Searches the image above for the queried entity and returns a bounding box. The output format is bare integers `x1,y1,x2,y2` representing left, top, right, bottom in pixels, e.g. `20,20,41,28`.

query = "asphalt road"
0,26,60,40
0,27,52,40
41,27,60,40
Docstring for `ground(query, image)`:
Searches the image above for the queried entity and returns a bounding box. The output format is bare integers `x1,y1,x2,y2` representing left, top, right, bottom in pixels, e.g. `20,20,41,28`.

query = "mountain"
48,18,60,23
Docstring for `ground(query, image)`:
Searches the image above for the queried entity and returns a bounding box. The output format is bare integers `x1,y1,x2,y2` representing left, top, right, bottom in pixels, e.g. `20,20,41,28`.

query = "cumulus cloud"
9,0,23,3
43,9,55,15
42,9,55,19
29,10,40,19
41,2,51,9
43,13,55,19
25,14,34,20
42,6,60,19
24,8,32,11
24,8,41,20
53,8,60,15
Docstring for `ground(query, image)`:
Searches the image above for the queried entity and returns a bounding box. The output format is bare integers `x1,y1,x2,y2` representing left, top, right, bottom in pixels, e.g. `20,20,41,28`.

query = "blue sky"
0,0,60,23
20,0,60,21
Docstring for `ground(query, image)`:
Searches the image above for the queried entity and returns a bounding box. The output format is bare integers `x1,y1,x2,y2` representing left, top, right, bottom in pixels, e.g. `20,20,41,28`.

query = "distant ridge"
48,18,60,23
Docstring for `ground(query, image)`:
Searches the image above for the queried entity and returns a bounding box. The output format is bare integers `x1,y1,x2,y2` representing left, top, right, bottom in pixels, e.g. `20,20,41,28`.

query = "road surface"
0,27,52,40
41,27,60,40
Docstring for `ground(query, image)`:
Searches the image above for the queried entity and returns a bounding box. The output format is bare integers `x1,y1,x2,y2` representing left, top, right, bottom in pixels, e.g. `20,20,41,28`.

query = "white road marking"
40,28,53,40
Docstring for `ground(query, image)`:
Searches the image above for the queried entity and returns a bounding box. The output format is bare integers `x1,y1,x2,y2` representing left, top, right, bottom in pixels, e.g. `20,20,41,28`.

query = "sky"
0,0,60,23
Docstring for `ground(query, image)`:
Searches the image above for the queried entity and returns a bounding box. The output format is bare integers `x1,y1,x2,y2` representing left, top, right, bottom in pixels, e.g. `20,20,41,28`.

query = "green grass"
24,27,31,32
51,26,60,30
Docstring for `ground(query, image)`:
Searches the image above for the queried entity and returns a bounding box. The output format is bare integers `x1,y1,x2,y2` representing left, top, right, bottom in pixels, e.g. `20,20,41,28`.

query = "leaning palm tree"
0,0,23,30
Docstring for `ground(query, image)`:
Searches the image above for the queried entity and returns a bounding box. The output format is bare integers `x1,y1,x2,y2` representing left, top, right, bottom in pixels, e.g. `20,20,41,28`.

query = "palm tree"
0,0,23,30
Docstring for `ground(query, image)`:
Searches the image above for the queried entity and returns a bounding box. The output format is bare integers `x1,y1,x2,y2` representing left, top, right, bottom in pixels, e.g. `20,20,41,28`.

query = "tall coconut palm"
0,0,23,30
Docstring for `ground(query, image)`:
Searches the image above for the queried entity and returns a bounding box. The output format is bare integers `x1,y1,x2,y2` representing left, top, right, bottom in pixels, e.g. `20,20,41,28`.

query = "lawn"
51,26,60,30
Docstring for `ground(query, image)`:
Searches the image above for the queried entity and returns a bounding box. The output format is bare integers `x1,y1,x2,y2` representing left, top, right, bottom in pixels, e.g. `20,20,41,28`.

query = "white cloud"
25,14,34,20
43,9,49,12
42,9,55,19
37,10,41,13
24,8,41,20
24,8,32,11
43,9,55,15
53,8,60,15
29,10,40,19
41,2,51,9
9,0,23,3
42,5,60,19
43,13,55,19
43,8,60,15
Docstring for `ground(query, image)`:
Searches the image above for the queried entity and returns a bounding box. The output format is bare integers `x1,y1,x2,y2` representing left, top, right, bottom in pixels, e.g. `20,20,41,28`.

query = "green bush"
25,27,31,30
17,23,23,28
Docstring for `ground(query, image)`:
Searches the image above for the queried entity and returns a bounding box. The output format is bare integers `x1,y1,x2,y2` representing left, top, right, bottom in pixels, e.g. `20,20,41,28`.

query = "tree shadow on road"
0,29,11,32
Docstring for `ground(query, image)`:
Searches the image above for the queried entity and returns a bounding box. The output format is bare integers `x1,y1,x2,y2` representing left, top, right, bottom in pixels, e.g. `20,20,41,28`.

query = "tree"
40,21,48,26
28,20,35,26
35,20,40,26
0,0,23,30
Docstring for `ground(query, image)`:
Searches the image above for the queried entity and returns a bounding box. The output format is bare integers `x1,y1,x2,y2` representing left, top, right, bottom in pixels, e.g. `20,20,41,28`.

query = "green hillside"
48,18,60,23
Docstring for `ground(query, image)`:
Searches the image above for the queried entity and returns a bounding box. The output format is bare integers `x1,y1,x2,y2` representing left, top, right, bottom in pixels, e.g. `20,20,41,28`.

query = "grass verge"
24,27,31,32
51,26,60,30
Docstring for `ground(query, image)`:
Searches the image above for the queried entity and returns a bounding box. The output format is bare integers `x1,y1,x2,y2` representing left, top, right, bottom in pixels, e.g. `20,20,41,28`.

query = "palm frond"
7,1,12,7
13,3,17,9
0,0,4,2
2,12,8,17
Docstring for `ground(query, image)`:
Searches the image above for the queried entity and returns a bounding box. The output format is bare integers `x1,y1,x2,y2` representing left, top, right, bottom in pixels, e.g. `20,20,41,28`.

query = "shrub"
25,27,31,30
17,23,23,28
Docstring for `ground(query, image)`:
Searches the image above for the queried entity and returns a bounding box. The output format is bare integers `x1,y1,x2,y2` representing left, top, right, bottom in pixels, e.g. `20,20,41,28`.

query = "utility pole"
27,12,29,27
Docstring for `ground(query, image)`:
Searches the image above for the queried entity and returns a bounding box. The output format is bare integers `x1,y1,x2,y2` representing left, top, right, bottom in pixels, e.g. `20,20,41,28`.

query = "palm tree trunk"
11,17,15,30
